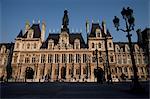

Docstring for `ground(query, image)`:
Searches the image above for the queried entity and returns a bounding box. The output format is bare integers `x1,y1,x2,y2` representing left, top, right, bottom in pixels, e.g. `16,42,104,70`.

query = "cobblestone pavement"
1,81,149,99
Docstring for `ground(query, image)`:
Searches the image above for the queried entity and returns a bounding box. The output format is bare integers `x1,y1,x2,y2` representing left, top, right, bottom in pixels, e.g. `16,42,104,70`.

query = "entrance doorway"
61,67,66,79
25,67,34,79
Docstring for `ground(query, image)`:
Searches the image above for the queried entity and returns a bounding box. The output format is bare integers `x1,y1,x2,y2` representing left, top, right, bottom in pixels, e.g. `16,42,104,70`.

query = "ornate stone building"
0,10,148,82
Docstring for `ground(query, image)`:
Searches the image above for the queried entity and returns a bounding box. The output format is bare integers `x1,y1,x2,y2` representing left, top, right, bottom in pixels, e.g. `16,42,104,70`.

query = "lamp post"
93,44,99,83
104,34,112,83
79,56,81,80
71,58,74,81
113,7,141,90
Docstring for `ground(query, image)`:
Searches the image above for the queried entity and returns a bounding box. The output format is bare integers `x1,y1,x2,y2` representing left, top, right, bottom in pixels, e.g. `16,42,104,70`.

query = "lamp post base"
130,80,145,93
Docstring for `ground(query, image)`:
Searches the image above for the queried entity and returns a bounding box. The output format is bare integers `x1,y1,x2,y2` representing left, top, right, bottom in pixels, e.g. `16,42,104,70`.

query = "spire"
25,20,30,33
102,19,106,34
106,29,112,37
38,19,40,24
86,18,90,33
41,20,46,42
32,19,35,24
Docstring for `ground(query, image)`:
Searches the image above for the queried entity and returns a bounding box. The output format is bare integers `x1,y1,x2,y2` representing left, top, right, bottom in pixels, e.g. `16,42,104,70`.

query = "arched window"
97,33,100,37
16,43,19,49
1,46,6,53
74,39,80,49
27,43,30,49
98,43,101,48
92,43,94,48
124,67,127,72
110,56,113,62
109,42,112,48
115,68,117,73
34,43,36,49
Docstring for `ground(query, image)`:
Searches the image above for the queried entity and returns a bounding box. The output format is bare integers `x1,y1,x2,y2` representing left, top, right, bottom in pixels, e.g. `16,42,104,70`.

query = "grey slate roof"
0,43,14,53
17,30,23,38
22,24,41,38
40,33,87,49
89,23,111,37
113,42,137,52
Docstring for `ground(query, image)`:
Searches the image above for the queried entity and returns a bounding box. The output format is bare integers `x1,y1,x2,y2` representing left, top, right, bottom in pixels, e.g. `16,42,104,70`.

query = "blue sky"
0,0,149,43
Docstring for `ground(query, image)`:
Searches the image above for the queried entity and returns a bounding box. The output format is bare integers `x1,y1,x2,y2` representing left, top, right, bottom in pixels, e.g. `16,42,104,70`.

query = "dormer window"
97,33,100,37
74,39,80,49
98,43,101,48
96,29,101,37
1,45,6,53
28,29,33,38
48,39,54,49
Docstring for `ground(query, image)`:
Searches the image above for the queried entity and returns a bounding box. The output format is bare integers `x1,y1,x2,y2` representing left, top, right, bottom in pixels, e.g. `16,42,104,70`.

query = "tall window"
49,43,53,49
115,68,117,73
110,56,113,62
76,68,80,75
97,33,100,37
92,43,94,48
98,43,101,48
34,43,36,49
41,54,46,63
25,57,30,63
118,67,122,73
77,43,80,49
62,54,67,63
109,42,112,48
16,43,19,49
83,67,86,74
76,54,80,63
27,43,30,49
48,54,53,63
69,54,73,63
55,54,60,63
32,57,36,63
83,54,87,63
124,67,128,73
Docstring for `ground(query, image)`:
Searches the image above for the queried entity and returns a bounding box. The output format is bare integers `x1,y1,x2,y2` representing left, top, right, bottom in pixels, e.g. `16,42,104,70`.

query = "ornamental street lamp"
93,44,99,83
71,58,74,80
103,34,112,84
113,7,141,90
79,56,81,80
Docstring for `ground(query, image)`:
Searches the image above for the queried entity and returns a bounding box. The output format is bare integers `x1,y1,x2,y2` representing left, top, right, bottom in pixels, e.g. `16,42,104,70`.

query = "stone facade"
0,11,148,82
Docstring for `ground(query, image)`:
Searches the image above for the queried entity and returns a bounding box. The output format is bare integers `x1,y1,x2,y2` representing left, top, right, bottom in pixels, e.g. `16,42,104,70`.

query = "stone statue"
62,10,69,27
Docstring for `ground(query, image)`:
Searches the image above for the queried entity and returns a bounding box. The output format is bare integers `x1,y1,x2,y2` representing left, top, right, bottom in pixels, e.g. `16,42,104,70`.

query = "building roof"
40,33,86,49
17,30,23,38
89,23,111,38
113,42,137,52
89,23,101,37
0,43,14,52
22,24,41,38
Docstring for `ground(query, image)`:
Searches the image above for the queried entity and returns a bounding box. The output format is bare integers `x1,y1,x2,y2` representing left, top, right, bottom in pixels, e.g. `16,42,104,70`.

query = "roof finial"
80,29,82,32
92,19,94,23
72,28,74,32
49,29,51,33
38,19,40,24
33,19,35,24
97,19,99,23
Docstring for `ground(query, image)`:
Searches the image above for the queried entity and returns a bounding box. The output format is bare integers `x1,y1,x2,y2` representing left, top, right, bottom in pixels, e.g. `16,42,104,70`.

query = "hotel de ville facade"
0,10,149,82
